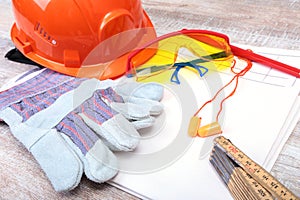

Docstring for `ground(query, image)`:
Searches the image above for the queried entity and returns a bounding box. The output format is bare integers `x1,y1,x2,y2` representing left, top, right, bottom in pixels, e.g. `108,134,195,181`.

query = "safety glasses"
126,29,235,83
127,29,300,83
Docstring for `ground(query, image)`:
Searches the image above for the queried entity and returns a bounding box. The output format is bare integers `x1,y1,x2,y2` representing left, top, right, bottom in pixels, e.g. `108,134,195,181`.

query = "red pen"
230,45,300,78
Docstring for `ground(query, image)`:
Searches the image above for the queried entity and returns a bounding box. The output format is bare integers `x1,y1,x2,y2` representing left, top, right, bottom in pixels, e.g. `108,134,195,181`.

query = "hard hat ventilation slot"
34,22,57,45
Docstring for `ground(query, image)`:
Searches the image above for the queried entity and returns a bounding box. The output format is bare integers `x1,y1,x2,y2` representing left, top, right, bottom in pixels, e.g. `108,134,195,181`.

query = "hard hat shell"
10,0,156,79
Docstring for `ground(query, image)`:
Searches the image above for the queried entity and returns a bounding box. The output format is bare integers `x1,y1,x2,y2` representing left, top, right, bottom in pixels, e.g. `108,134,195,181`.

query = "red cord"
194,57,252,122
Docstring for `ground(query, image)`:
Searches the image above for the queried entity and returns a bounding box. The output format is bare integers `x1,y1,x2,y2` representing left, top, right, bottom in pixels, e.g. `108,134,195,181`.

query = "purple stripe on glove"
99,87,124,104
78,89,119,125
0,69,85,109
9,79,84,121
56,112,99,155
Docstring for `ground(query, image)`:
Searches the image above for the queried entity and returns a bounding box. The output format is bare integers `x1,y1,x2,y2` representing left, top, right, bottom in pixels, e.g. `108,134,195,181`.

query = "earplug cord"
194,57,252,122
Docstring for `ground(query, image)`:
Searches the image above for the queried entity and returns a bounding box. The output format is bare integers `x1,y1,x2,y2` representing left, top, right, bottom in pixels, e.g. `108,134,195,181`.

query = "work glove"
0,68,164,192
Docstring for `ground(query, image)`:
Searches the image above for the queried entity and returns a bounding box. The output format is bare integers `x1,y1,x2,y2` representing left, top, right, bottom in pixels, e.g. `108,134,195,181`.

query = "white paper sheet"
109,46,300,200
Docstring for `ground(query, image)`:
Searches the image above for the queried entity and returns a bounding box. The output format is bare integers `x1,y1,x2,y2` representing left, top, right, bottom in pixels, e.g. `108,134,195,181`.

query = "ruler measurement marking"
213,136,299,200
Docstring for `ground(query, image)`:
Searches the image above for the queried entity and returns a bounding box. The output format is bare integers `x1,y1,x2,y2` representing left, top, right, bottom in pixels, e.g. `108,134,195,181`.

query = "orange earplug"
197,122,222,137
188,117,222,138
188,116,201,137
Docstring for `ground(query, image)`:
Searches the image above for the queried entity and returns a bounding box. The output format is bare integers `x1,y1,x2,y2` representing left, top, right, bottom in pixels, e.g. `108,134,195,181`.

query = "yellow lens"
130,33,233,83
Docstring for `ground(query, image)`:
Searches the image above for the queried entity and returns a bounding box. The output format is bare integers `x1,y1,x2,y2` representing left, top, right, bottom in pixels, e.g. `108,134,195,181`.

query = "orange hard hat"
10,0,156,79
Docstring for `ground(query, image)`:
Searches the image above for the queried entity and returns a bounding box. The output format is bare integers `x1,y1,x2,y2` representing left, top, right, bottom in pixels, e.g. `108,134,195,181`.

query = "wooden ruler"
210,136,299,200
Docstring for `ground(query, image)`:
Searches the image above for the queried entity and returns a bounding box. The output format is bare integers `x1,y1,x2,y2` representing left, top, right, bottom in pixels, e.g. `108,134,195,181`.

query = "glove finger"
28,128,84,192
98,86,163,118
121,96,164,115
80,113,140,151
56,112,118,183
115,81,164,102
110,102,151,120
100,84,163,116
78,91,140,151
131,116,155,130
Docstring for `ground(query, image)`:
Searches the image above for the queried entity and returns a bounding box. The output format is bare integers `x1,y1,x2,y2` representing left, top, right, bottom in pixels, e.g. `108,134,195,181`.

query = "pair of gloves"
0,68,164,192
